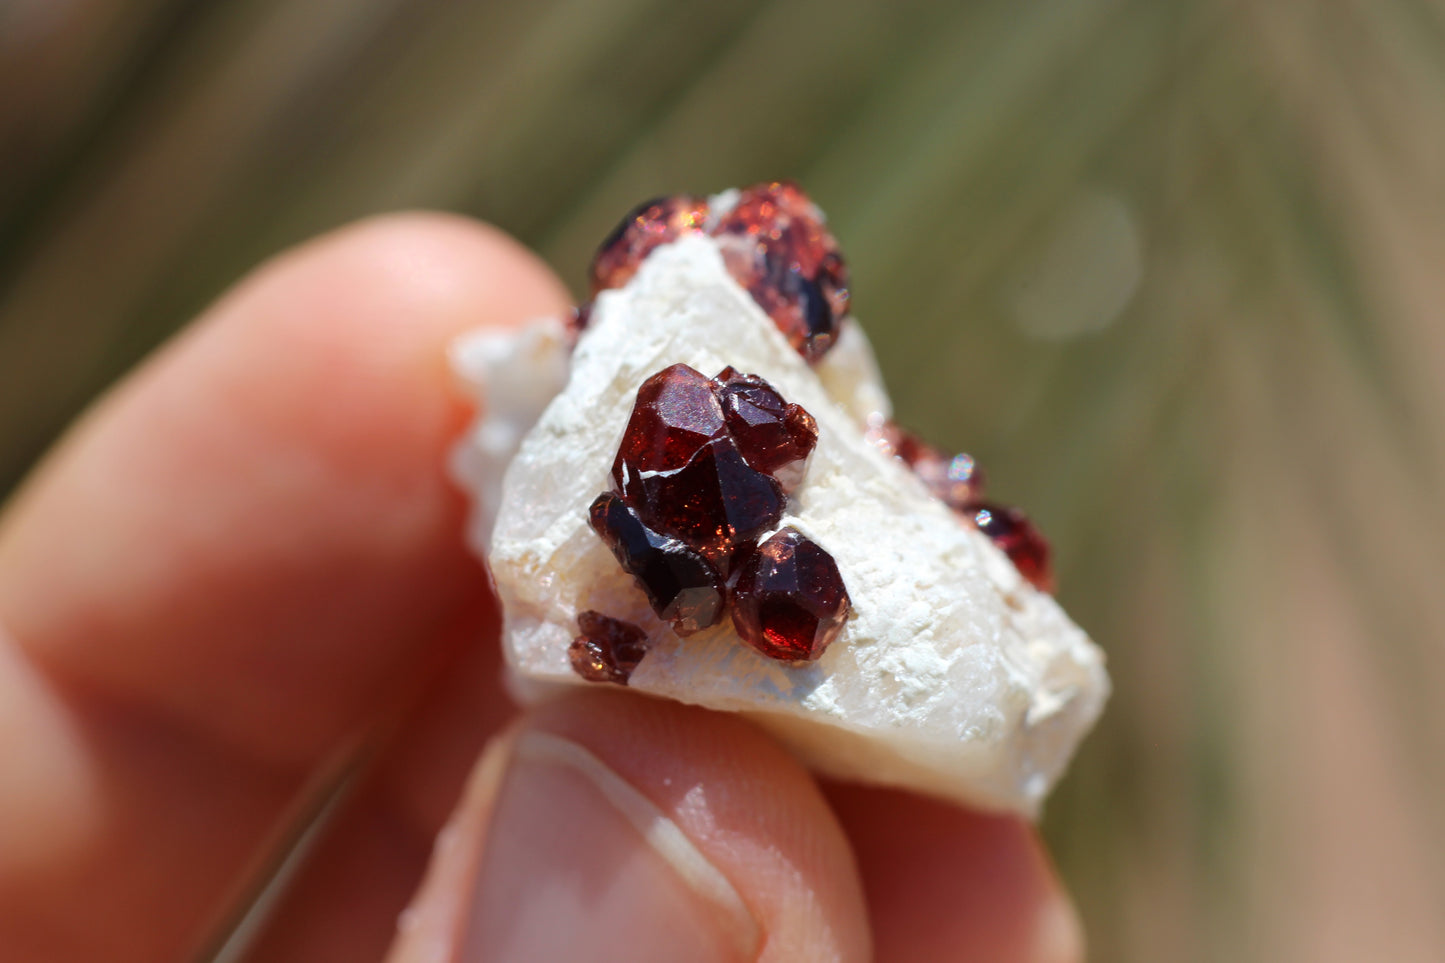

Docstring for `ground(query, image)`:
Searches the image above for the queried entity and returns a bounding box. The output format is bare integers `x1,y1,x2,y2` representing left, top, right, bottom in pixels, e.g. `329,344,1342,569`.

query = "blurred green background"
4,0,1444,959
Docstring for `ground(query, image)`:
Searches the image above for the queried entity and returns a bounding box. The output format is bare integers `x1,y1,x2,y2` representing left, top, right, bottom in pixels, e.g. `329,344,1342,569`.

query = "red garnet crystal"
590,195,709,294
715,366,818,491
868,419,986,510
586,183,850,363
629,436,785,567
965,503,1054,593
713,182,851,362
611,364,789,567
569,610,651,685
610,364,727,482
589,492,725,635
731,528,851,663
868,418,1053,591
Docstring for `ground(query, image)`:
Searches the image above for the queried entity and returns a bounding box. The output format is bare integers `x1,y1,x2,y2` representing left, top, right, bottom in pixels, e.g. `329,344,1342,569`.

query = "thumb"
386,690,872,963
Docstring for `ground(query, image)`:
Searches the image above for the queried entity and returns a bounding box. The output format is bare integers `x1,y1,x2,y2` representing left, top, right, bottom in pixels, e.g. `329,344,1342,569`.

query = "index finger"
0,212,569,961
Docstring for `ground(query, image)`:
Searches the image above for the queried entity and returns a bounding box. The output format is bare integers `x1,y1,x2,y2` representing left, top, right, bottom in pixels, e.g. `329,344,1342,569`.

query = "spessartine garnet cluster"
586,181,850,362
577,364,850,683
867,420,1053,593
570,182,1055,684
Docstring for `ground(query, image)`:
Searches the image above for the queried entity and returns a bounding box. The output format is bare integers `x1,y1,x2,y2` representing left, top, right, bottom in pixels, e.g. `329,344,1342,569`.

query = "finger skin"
238,603,508,963
0,212,569,962
387,692,874,963
0,211,567,765
825,783,1084,963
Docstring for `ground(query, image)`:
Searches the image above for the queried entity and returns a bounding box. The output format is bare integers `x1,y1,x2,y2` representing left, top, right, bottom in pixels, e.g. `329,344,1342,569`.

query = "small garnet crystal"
731,528,852,663
870,418,1053,592
590,195,708,294
713,182,851,362
588,492,725,635
715,366,818,491
588,182,850,363
965,503,1054,593
868,419,986,510
569,610,651,685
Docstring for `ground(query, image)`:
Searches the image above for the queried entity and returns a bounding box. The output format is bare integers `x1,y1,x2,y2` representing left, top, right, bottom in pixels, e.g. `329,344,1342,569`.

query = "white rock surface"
452,234,1109,816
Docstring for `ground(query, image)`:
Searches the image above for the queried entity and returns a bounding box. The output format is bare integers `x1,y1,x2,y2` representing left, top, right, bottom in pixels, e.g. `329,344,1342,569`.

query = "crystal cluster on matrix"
572,181,1055,683
869,419,1054,593
584,364,850,676
584,182,850,361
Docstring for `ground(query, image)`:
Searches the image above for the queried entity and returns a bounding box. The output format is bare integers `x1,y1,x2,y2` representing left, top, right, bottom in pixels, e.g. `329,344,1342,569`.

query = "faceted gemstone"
569,610,651,685
590,195,709,294
629,436,785,567
711,182,851,362
964,502,1054,593
866,419,986,510
715,367,818,490
589,492,726,634
611,363,727,490
731,528,851,663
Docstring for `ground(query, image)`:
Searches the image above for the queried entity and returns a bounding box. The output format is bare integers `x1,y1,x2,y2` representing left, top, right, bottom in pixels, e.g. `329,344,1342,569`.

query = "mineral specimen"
452,183,1109,816
712,182,851,362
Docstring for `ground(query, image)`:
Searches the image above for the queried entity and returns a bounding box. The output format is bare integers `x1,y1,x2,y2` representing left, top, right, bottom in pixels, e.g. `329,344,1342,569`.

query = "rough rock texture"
452,233,1109,816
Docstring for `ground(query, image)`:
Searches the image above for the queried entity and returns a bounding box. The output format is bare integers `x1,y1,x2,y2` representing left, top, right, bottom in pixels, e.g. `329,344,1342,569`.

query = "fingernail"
461,731,760,963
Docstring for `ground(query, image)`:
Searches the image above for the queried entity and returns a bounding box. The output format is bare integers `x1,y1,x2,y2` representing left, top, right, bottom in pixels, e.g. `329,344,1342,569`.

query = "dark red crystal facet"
588,492,726,635
965,502,1054,593
731,528,851,663
590,195,709,294
715,367,818,491
611,363,727,485
569,611,651,685
610,364,790,567
713,182,851,362
628,437,785,566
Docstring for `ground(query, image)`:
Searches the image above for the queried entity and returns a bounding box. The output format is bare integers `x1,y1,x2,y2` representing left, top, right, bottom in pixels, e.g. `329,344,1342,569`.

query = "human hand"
0,214,1083,962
